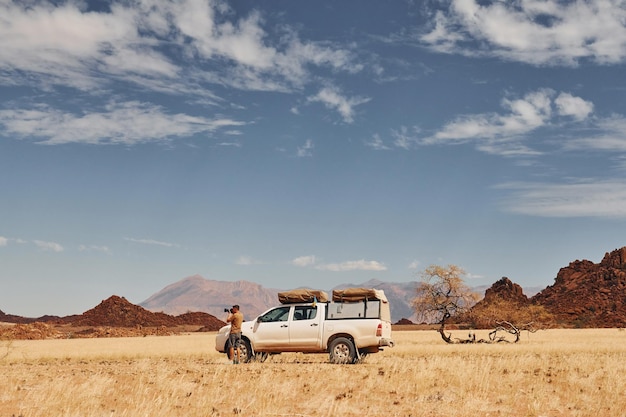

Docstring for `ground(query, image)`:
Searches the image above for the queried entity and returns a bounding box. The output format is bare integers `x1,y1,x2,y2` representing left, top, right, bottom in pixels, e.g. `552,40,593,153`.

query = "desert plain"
2,328,625,417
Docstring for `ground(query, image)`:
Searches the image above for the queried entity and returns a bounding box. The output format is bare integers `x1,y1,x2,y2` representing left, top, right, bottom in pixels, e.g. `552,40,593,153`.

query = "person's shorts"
229,332,242,347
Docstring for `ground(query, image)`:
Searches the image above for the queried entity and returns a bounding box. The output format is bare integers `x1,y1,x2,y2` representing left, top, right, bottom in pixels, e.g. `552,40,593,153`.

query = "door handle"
310,323,318,327
280,324,288,328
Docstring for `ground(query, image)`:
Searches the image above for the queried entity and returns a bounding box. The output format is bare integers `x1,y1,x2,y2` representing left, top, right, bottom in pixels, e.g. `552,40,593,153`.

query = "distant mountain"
139,275,280,321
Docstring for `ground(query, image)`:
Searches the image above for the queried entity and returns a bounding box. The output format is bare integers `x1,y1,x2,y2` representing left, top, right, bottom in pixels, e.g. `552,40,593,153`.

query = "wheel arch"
326,332,355,350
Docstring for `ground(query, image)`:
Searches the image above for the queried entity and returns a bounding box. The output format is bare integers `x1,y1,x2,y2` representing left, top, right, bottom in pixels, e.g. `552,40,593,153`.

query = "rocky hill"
0,295,225,340
531,247,626,327
482,277,529,306
72,295,224,329
470,247,626,328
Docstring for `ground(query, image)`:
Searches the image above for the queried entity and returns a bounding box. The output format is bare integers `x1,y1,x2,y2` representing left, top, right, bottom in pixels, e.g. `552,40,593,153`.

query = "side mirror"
256,316,263,323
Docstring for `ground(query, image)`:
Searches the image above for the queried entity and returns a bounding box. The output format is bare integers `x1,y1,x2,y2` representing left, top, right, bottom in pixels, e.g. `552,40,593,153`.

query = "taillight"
376,323,383,337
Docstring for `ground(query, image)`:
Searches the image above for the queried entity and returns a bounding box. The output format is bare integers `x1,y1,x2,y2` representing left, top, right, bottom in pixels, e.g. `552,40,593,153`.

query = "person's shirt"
229,311,244,333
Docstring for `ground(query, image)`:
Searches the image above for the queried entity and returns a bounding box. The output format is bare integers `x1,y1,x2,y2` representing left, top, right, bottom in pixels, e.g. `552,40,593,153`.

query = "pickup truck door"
251,306,291,350
288,305,323,349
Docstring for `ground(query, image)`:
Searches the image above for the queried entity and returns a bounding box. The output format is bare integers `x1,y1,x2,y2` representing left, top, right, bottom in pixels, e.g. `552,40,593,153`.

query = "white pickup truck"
215,288,394,364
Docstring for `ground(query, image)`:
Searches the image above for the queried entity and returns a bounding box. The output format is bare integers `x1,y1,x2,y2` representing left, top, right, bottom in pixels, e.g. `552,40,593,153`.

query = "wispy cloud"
0,236,7,247
424,89,588,145
497,180,626,218
34,240,64,252
418,0,626,66
291,255,317,267
236,256,264,266
308,87,370,123
315,259,387,272
0,0,366,146
291,255,387,271
78,245,111,254
0,102,245,145
408,260,420,270
564,115,626,152
296,139,314,157
372,89,595,156
0,1,360,95
124,237,179,248
365,133,391,151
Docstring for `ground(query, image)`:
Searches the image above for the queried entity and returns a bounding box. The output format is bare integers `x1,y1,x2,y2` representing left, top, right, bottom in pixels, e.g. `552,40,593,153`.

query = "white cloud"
420,0,626,66
124,237,179,247
0,0,178,91
0,236,7,247
34,240,64,252
555,93,594,121
427,89,554,144
418,89,593,156
78,245,111,254
292,255,387,271
392,126,418,150
291,255,317,267
0,102,245,145
235,255,262,266
0,0,360,94
296,139,314,157
564,115,626,152
308,87,370,123
315,259,387,272
365,134,391,151
408,260,420,270
498,180,626,218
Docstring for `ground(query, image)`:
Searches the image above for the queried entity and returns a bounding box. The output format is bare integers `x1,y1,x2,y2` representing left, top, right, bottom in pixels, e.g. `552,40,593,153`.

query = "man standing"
226,305,244,364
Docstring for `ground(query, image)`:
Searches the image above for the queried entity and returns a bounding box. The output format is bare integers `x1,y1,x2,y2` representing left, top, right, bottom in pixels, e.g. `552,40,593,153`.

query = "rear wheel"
329,337,356,364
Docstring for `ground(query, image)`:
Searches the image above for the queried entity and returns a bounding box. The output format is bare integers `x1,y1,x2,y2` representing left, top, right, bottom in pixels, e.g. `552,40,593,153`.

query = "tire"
225,338,252,363
238,339,253,363
329,337,356,364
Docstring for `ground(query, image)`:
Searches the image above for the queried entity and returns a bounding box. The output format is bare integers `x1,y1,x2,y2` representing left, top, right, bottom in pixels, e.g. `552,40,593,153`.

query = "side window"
294,306,317,321
259,307,290,322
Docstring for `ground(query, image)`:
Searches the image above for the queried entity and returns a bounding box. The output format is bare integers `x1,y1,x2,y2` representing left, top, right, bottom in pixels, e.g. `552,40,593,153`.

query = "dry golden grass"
2,329,626,417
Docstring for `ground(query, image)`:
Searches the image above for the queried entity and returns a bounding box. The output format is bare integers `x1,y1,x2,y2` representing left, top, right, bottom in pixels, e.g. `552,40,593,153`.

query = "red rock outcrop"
531,247,626,327
70,295,225,329
0,295,225,340
482,277,529,305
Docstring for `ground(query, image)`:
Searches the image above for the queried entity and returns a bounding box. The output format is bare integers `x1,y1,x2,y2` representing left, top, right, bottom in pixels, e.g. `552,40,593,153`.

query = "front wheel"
329,337,356,364
238,339,253,363
225,339,253,363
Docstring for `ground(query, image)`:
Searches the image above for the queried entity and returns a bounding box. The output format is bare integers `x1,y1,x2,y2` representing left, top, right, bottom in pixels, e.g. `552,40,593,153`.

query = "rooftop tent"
278,289,329,304
331,288,388,303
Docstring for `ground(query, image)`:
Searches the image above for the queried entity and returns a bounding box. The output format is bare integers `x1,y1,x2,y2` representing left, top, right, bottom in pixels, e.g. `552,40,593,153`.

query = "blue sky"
2,0,626,317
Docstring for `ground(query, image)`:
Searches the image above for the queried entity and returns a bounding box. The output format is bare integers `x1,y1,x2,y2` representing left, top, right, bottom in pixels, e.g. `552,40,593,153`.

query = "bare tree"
412,265,480,344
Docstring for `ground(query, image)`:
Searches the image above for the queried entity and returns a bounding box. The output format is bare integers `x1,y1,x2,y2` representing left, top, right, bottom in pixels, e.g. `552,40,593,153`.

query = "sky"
2,0,626,317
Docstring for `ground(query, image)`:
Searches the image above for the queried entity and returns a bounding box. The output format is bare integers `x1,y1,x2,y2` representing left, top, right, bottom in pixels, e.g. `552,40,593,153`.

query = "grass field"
2,328,626,417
